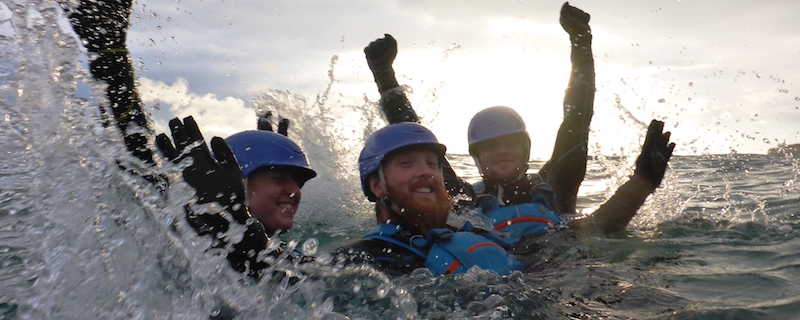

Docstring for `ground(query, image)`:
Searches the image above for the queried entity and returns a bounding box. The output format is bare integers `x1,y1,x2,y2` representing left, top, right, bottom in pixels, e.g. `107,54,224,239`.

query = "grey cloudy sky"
120,0,800,158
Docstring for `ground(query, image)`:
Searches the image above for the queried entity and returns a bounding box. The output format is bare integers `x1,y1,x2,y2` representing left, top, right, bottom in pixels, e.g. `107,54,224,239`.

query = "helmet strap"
516,165,529,181
472,156,484,176
243,176,251,207
377,165,404,215
496,184,506,206
378,165,388,196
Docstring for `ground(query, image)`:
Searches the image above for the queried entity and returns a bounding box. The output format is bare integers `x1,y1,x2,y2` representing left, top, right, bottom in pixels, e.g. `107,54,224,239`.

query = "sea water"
2,1,800,319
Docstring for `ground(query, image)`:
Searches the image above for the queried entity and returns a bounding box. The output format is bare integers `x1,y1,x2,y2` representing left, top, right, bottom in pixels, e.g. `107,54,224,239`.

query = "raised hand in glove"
156,116,272,277
157,116,247,216
560,2,591,45
365,34,398,71
256,110,291,137
634,120,676,192
63,0,132,52
365,34,400,94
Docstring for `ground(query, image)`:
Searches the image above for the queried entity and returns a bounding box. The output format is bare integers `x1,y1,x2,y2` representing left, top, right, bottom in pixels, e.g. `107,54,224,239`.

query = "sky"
71,0,800,158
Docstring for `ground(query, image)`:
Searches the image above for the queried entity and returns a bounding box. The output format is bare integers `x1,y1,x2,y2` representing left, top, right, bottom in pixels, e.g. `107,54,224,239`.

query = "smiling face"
246,168,302,234
475,135,528,183
369,148,452,234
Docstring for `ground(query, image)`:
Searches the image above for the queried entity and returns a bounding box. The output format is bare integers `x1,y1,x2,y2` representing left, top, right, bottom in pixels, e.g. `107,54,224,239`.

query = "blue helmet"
467,106,530,160
359,122,446,201
226,130,317,187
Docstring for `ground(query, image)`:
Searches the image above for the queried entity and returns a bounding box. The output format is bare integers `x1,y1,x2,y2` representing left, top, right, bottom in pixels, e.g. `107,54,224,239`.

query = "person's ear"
369,174,386,198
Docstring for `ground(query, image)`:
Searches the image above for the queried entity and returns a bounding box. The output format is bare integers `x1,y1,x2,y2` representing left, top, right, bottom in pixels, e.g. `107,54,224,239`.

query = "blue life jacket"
472,174,563,245
363,224,523,276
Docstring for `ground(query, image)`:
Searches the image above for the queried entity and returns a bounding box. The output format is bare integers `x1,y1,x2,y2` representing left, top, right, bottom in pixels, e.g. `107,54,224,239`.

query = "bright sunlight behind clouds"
115,0,800,159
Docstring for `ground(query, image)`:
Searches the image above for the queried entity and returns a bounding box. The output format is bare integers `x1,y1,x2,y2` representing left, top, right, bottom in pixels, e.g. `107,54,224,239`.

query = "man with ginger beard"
361,2,676,249
370,145,453,235
333,122,523,276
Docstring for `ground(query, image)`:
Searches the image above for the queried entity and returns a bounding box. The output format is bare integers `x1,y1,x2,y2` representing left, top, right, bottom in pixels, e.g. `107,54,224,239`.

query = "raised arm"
156,117,275,277
365,34,420,123
538,2,596,215
67,0,277,278
64,0,155,165
571,120,676,236
364,34,474,200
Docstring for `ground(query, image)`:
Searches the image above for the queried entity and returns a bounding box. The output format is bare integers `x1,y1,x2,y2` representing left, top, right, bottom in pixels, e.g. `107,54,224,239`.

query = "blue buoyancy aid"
363,224,523,276
472,174,563,245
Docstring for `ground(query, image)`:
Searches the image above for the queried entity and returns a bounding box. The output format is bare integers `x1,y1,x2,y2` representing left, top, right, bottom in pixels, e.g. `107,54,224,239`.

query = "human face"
476,135,528,183
371,149,452,234
246,169,302,234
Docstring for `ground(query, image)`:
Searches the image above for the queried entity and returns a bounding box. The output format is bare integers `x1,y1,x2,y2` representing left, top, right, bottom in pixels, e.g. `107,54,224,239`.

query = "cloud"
138,77,256,139
121,0,800,155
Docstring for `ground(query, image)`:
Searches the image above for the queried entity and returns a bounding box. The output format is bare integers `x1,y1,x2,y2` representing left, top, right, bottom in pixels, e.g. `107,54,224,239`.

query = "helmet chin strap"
472,156,484,176
243,176,251,207
378,165,404,215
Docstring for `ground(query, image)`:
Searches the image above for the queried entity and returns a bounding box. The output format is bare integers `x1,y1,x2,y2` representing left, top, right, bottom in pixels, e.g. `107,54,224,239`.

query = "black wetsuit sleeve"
65,0,155,165
380,87,420,124
88,51,155,165
570,176,652,236
538,34,595,215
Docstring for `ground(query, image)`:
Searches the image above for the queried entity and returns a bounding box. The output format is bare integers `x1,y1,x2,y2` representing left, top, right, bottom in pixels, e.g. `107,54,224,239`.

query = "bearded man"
334,123,523,276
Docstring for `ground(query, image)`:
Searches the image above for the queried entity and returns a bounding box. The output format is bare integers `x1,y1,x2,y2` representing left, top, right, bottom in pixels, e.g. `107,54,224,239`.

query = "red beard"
385,178,453,235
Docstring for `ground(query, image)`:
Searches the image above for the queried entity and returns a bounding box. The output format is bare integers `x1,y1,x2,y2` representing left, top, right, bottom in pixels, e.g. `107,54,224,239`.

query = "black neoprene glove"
364,34,419,123
364,34,400,94
156,116,272,277
64,0,131,52
633,120,676,191
277,118,289,137
256,110,290,136
560,2,591,46
157,117,247,215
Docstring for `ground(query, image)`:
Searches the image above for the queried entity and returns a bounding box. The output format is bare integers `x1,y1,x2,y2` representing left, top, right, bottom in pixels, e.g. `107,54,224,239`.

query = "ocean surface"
3,1,800,319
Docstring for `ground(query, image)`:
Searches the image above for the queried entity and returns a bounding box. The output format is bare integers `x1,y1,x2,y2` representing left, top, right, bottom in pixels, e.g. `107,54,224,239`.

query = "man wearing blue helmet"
225,126,317,235
361,2,676,245
66,0,308,279
334,122,523,276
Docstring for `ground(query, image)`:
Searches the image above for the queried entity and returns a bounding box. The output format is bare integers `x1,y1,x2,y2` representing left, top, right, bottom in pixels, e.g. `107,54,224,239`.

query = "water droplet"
302,238,318,256
376,283,389,299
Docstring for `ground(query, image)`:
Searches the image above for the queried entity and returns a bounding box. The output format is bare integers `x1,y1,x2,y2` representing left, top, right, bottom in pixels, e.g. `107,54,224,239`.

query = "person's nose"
415,162,439,179
494,141,512,155
283,179,301,198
